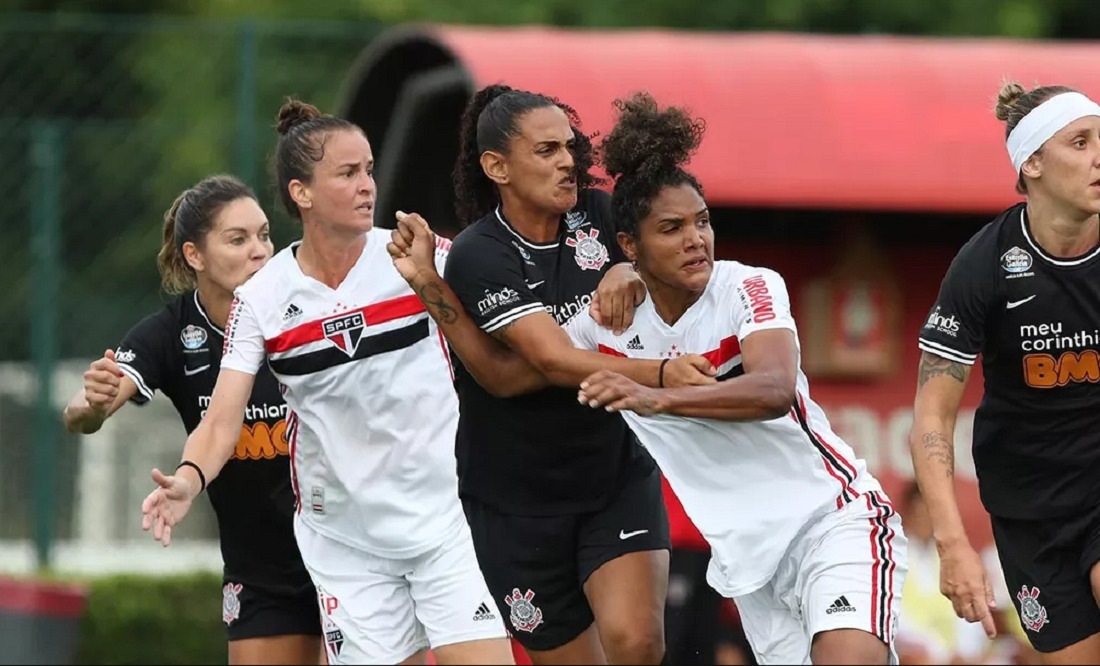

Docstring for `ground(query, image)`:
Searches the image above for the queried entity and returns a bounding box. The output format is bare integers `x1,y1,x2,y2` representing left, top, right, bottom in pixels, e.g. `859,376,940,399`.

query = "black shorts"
463,462,670,652
221,577,322,642
992,503,1100,653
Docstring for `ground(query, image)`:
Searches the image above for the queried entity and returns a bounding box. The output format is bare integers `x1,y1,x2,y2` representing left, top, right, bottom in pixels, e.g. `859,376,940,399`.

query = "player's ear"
182,241,204,272
480,151,509,186
288,179,313,212
617,231,638,264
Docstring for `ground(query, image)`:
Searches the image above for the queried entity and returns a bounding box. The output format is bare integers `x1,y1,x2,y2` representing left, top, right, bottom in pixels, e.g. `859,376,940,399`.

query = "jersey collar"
495,206,561,250
1019,208,1100,268
193,291,225,337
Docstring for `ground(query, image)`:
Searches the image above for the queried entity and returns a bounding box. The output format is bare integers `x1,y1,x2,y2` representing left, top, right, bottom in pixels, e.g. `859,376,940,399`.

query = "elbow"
759,377,796,420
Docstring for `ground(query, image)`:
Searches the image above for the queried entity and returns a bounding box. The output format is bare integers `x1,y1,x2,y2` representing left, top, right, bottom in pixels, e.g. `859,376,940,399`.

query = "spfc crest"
322,311,365,357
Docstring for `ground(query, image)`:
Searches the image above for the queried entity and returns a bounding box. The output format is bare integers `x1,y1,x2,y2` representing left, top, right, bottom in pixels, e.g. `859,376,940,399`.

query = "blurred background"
4,0,1100,663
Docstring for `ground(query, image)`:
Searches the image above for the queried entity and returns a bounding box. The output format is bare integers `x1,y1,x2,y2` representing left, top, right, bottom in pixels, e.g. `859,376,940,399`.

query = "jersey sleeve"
220,294,267,375
434,233,451,275
115,309,175,405
917,240,992,366
731,267,798,340
563,310,601,351
444,232,546,334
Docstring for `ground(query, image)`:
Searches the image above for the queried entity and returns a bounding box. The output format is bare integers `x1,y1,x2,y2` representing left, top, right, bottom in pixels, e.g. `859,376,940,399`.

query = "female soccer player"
64,175,323,665
913,81,1100,663
569,92,907,665
139,100,514,666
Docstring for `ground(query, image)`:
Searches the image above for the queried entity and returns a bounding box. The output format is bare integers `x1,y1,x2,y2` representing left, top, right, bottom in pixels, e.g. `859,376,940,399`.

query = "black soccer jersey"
445,188,655,515
919,202,1100,519
116,291,309,590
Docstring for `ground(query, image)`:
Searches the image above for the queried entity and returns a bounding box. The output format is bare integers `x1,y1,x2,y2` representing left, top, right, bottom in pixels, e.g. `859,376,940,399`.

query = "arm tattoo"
921,430,955,477
489,320,517,344
416,281,458,325
917,353,968,387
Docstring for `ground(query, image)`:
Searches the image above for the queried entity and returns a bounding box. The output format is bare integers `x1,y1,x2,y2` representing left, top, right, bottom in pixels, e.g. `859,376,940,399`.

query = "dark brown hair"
453,84,602,226
599,92,706,237
157,175,257,294
274,97,361,219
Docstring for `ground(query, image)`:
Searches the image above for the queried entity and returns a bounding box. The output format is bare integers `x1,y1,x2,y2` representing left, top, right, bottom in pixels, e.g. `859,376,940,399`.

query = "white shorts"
733,491,908,665
295,516,507,665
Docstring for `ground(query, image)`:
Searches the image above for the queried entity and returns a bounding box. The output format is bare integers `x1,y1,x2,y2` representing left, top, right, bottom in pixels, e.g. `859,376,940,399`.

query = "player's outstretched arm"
140,368,254,547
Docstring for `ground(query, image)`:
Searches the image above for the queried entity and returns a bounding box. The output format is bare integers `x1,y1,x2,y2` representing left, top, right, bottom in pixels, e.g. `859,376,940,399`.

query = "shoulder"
449,215,514,264
130,295,186,338
721,261,787,290
952,204,1023,270
567,188,612,231
236,245,295,302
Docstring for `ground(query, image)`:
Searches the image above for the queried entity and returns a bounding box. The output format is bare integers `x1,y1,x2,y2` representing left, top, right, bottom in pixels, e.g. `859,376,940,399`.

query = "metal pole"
30,120,62,570
236,19,259,191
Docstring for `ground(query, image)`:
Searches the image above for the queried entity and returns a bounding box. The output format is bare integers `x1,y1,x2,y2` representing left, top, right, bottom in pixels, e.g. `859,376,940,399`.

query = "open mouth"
682,257,708,271
356,202,374,213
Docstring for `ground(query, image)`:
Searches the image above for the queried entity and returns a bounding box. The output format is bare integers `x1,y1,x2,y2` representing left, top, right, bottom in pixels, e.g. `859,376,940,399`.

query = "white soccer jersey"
566,260,883,597
222,229,464,558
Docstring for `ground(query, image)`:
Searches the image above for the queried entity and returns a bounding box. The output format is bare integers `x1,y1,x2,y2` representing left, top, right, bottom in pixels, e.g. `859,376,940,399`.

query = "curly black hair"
599,92,706,237
453,83,603,227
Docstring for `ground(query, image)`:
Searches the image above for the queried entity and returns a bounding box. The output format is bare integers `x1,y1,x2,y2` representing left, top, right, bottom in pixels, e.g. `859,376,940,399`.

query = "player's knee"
599,620,665,664
810,628,888,665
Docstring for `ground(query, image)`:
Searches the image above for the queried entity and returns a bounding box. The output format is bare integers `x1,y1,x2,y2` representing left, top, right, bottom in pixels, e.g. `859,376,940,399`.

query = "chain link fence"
0,13,383,570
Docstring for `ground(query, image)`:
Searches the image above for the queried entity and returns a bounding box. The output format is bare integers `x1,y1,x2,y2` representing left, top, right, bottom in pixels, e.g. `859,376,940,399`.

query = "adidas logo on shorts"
826,596,856,614
626,335,644,351
473,602,497,622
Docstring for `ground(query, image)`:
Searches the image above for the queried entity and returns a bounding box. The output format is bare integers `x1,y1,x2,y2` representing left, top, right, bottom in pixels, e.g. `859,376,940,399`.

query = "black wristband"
658,358,670,388
176,460,207,494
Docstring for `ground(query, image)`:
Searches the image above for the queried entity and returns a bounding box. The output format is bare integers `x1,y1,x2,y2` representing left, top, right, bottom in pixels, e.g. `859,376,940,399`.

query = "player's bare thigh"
229,634,324,665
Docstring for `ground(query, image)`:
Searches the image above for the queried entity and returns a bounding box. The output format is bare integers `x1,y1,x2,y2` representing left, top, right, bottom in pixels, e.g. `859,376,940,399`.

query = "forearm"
62,392,106,434
177,418,241,496
540,346,662,389
910,412,969,548
410,272,548,397
655,372,791,420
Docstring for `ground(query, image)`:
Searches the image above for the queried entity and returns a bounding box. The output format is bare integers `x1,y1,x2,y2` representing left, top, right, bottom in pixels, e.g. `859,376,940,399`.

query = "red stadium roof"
343,26,1100,214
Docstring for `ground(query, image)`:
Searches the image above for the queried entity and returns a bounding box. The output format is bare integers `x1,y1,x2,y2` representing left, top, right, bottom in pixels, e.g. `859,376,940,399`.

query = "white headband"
1006,92,1100,173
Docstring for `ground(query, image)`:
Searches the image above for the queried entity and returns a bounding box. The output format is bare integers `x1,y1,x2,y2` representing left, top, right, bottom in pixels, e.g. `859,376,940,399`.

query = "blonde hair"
994,80,1080,194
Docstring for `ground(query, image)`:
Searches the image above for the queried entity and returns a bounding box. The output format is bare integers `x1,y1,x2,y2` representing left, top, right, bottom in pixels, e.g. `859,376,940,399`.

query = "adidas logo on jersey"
626,335,644,351
472,602,497,622
282,303,303,321
826,596,856,614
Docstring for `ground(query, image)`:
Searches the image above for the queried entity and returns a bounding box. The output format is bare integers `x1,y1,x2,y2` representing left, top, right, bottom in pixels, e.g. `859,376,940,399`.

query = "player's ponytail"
598,92,706,238
453,84,602,227
157,175,257,295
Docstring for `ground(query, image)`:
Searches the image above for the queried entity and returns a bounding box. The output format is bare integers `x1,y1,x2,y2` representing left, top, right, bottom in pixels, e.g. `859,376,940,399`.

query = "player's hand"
590,263,647,335
663,354,717,387
388,211,440,286
140,468,196,548
578,371,664,415
939,541,997,638
83,349,124,418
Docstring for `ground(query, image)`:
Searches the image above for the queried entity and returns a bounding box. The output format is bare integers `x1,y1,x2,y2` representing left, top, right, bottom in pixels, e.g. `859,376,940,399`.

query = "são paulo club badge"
566,228,609,271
